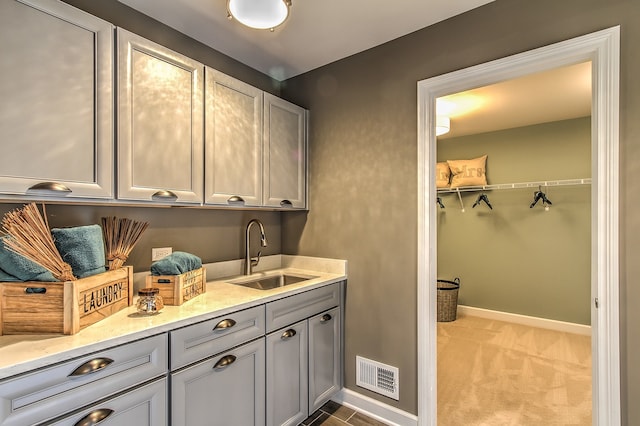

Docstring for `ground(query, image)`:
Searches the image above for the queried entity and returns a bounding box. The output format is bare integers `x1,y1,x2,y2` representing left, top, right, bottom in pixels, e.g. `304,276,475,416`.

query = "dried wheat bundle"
1,203,75,281
101,216,149,270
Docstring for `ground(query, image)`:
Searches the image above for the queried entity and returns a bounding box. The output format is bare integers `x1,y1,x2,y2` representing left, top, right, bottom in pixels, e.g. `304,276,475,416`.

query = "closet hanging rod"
437,178,591,194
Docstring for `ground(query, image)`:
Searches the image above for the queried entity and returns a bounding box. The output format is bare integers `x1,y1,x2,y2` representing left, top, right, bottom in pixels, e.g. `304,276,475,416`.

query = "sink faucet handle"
251,250,262,268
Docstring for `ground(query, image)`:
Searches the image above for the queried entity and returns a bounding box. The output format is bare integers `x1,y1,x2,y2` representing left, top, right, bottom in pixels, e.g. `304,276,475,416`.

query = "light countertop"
0,255,347,380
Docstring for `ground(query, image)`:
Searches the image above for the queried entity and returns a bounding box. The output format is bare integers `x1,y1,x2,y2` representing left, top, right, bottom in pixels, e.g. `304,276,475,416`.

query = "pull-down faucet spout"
245,219,268,275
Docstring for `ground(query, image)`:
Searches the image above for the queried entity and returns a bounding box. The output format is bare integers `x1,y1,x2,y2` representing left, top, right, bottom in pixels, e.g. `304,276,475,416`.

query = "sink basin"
228,272,318,290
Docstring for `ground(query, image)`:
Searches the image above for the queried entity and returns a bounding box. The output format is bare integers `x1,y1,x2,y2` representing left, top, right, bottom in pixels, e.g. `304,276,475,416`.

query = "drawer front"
0,333,168,426
48,377,167,426
170,304,265,370
266,283,340,333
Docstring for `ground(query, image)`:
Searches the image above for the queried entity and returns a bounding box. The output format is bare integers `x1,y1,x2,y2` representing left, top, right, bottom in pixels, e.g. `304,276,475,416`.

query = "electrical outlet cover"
152,247,172,261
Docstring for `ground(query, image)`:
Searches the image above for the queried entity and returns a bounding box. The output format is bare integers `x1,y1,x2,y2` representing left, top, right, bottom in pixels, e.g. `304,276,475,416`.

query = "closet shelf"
437,178,591,194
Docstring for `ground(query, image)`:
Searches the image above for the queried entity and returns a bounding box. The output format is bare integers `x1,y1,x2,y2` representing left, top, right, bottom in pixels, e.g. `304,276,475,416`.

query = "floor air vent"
356,356,399,400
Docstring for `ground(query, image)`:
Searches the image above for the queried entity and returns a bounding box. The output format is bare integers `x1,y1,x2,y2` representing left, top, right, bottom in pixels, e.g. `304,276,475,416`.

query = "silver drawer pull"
73,408,114,426
69,357,114,377
227,195,245,205
27,181,72,193
281,329,297,339
152,190,178,201
213,318,236,330
320,314,333,323
213,355,237,369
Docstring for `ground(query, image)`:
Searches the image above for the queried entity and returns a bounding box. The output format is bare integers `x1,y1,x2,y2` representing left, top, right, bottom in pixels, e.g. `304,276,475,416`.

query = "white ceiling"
438,61,592,139
117,0,495,81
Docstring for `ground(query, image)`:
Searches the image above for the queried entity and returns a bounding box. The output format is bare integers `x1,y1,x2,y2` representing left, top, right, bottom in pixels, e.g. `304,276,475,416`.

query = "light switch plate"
152,247,172,261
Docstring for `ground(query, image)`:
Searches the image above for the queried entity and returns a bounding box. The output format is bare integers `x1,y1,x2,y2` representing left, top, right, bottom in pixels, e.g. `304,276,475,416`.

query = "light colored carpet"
437,314,591,425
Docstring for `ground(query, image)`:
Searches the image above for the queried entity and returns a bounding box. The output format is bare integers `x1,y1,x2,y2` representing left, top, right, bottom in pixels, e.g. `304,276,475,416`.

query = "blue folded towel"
51,224,106,279
151,251,202,276
0,236,57,282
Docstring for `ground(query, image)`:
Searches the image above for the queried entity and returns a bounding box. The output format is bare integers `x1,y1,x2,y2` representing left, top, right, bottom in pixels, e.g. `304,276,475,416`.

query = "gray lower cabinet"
308,306,342,412
47,377,167,426
0,334,168,425
0,0,114,200
266,320,308,426
266,283,343,425
171,337,266,426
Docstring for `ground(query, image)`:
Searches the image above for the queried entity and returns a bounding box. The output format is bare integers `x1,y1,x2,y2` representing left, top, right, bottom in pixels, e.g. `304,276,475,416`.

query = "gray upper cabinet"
0,0,114,200
205,68,263,207
117,28,204,204
263,93,307,209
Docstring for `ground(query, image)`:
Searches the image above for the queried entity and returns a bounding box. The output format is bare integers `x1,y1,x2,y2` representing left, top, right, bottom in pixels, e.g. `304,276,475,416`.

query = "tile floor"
301,400,388,425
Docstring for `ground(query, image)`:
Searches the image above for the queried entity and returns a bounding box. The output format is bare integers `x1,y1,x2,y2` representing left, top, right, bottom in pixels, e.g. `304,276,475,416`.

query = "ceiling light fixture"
227,0,292,31
436,116,450,136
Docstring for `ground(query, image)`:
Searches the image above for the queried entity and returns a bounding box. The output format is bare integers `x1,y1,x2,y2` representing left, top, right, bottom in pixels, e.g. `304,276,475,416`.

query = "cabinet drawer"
170,304,265,370
0,333,167,426
266,283,340,333
48,377,167,426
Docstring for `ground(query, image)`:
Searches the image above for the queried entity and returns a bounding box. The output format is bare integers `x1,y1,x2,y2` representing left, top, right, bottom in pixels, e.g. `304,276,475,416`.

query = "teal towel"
51,225,106,279
151,251,202,276
0,236,57,282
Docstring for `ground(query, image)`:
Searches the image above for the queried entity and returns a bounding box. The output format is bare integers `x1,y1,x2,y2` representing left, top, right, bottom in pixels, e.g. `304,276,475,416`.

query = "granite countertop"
0,255,347,380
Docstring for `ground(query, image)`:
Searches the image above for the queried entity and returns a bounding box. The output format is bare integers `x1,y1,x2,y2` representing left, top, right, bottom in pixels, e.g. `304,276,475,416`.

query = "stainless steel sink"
228,272,318,290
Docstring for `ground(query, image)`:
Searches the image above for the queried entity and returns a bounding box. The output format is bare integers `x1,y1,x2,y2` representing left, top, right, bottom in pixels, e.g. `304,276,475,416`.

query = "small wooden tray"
145,267,206,306
0,266,133,335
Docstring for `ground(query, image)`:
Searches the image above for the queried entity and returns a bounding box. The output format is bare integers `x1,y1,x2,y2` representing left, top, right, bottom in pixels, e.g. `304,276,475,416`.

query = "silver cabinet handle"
27,181,72,193
68,357,114,377
213,355,236,369
152,190,178,201
280,199,293,207
213,318,236,330
281,329,297,339
227,195,245,205
73,408,114,426
320,314,333,323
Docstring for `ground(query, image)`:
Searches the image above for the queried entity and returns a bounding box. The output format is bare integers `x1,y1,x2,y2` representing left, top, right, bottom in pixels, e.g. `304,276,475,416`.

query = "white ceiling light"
436,116,450,136
227,0,292,31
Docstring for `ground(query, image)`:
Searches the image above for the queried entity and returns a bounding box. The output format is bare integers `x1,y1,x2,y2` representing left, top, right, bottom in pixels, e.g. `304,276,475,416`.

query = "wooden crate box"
0,266,133,335
145,267,206,306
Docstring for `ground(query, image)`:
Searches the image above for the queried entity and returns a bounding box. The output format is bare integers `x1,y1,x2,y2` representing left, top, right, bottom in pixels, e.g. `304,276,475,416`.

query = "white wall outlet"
152,247,172,261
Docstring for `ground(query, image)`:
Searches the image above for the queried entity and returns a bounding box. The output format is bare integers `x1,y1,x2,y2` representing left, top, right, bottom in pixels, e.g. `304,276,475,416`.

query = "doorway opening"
417,27,620,426
435,61,592,423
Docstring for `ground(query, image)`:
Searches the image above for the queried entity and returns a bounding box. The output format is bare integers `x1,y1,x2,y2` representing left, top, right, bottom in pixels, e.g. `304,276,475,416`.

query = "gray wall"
0,204,281,271
281,0,640,421
437,118,591,325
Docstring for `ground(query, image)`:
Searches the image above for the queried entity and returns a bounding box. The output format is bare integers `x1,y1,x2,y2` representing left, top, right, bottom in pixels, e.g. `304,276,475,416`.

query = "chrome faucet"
244,219,268,275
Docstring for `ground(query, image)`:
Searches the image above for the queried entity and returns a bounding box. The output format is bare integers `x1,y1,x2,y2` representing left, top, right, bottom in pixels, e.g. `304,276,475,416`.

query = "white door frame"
417,27,620,425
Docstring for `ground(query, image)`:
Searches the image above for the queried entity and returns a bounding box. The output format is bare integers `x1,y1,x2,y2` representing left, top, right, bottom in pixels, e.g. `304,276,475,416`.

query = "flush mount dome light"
227,0,292,30
436,116,450,136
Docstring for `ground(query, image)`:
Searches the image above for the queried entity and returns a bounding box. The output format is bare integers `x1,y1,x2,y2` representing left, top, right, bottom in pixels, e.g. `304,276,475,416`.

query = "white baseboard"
332,388,418,426
457,305,592,336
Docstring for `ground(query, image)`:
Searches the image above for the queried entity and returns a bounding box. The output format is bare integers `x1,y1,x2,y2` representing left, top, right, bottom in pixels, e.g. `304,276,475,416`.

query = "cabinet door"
308,307,341,413
266,321,308,426
171,338,265,426
0,0,113,200
263,93,307,209
117,28,203,204
205,68,263,206
48,378,167,426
